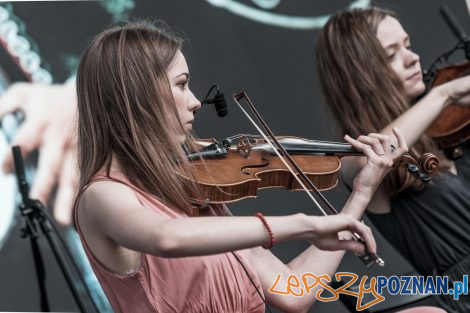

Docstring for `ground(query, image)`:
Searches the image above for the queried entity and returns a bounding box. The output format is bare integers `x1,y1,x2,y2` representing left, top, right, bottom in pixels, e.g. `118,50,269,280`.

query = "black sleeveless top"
368,142,470,312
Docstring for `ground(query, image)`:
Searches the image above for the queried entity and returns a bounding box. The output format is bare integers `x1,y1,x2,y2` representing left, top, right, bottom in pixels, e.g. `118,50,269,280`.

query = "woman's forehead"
376,16,408,48
167,51,189,79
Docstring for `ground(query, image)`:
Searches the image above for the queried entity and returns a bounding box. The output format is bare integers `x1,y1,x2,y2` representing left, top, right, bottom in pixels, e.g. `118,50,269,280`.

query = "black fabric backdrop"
0,0,468,312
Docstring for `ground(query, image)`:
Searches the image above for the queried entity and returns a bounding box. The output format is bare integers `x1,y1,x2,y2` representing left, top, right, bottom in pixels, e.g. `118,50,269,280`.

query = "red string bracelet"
255,212,275,249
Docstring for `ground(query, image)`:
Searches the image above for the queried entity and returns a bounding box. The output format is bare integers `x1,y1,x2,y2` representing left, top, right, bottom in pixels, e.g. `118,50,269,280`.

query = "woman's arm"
77,180,374,275
382,74,470,147
340,156,392,214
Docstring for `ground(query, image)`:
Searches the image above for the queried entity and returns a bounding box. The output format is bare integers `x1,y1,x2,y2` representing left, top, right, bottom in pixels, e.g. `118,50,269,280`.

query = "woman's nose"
405,49,420,68
188,90,201,112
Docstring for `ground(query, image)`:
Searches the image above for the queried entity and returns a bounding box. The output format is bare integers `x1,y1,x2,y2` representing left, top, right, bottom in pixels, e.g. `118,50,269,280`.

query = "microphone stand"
12,145,98,312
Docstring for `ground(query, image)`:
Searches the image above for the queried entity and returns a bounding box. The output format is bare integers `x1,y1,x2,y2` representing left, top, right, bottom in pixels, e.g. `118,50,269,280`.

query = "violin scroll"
419,153,440,177
397,152,439,190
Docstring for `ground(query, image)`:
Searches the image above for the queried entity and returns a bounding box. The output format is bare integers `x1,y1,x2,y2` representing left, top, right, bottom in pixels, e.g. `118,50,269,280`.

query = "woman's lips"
407,71,422,81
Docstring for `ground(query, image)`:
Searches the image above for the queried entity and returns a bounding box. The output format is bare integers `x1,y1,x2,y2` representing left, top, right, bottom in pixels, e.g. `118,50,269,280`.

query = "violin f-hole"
240,158,270,175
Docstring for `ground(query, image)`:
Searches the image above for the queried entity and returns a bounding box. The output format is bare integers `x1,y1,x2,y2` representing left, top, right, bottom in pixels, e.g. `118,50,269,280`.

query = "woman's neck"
109,154,125,173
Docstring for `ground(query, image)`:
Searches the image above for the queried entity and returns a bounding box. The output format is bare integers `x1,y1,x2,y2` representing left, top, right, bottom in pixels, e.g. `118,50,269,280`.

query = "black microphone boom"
440,5,467,41
440,4,470,60
202,85,228,117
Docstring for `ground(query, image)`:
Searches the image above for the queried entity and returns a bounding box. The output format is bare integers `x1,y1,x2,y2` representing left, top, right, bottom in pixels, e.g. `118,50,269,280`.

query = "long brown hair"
76,20,199,215
315,8,447,197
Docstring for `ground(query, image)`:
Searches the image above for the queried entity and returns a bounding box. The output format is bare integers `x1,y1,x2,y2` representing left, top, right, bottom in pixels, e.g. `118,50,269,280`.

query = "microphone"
202,85,228,117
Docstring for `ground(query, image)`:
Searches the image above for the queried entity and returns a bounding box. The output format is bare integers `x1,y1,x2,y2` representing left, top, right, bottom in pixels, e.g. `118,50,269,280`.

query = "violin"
183,91,439,268
425,5,470,158
426,61,470,157
186,135,439,204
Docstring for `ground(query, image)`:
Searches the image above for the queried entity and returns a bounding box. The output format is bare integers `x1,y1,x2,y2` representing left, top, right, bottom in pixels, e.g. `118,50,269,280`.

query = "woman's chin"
178,134,186,144
406,82,426,100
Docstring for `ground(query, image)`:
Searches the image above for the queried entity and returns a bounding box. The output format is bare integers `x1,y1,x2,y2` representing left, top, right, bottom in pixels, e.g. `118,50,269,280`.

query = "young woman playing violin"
316,7,470,312
71,20,421,313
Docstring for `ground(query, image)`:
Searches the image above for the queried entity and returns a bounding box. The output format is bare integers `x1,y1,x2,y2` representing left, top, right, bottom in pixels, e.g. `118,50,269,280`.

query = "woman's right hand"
308,213,376,256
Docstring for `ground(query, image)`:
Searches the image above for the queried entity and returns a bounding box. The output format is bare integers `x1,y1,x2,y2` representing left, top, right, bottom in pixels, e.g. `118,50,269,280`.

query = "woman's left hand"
344,127,408,199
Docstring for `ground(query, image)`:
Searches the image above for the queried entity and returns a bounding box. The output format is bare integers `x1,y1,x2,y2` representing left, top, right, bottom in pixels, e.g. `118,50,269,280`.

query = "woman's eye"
178,80,188,90
388,53,396,60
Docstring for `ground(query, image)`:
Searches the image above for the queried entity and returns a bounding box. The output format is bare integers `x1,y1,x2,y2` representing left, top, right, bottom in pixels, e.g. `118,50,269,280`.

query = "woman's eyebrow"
173,72,189,81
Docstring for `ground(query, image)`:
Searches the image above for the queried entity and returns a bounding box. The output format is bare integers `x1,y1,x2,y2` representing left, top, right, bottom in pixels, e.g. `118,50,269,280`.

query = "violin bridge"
237,136,252,158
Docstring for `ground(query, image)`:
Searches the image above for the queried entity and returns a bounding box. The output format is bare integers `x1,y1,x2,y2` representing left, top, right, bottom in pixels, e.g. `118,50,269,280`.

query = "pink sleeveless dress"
73,171,265,313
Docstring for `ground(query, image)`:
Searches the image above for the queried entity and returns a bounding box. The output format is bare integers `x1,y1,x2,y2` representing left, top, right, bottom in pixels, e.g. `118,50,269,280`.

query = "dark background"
0,0,468,312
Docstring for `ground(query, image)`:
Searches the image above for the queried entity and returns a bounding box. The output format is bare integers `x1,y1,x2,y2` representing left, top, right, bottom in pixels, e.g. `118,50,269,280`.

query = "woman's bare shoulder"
78,180,143,227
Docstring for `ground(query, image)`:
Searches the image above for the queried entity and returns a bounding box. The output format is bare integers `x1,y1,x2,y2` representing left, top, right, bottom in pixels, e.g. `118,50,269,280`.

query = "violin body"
187,138,341,204
427,61,470,150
